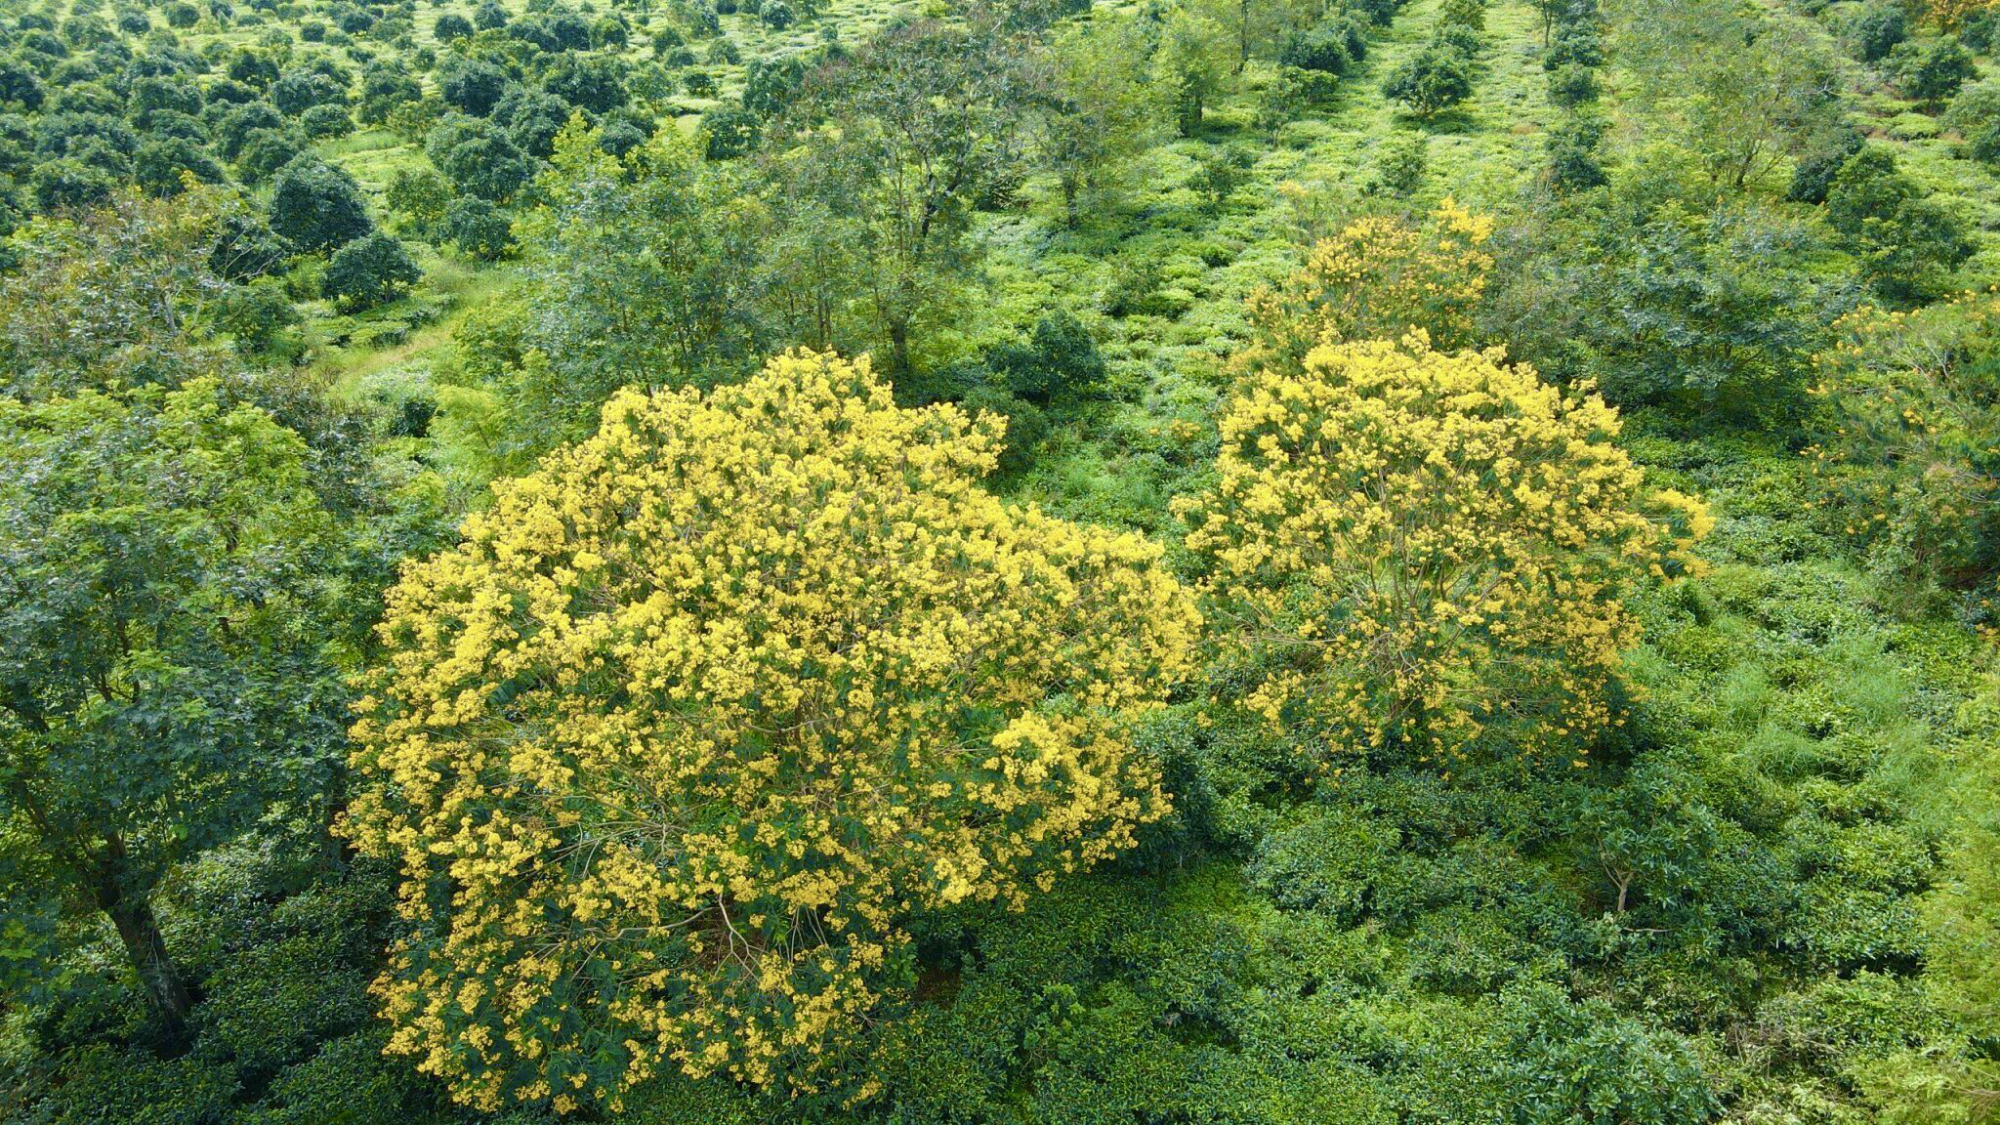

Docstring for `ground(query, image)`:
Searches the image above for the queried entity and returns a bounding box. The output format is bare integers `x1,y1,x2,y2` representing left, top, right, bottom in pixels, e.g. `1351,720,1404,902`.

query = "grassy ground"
992,0,1559,528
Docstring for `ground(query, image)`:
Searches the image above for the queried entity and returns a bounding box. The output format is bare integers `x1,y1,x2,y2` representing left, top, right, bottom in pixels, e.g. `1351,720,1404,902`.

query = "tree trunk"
888,317,911,378
94,842,194,1040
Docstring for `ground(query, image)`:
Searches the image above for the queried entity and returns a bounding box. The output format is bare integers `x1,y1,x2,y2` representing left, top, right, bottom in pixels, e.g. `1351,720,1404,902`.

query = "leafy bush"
986,310,1108,403
1888,34,1977,105
1945,80,2000,162
443,196,514,260
267,154,371,251
321,231,420,309
297,101,351,139
700,104,759,159
1544,110,1608,191
1826,146,1975,304
1280,23,1356,75
1547,61,1599,106
1808,293,2000,588
1376,130,1428,195
437,57,511,117
1383,42,1473,116
424,116,532,200
1848,2,1909,61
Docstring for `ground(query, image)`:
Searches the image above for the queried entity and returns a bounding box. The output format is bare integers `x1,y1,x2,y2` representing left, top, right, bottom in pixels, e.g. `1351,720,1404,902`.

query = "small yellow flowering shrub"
1176,333,1710,763
340,350,1199,1114
1806,295,2000,589
1246,199,1494,365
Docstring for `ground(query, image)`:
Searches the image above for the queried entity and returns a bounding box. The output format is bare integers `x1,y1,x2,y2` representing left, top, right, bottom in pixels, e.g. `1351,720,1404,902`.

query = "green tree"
793,18,1022,374
31,159,116,213
443,196,515,260
425,117,533,201
1439,0,1486,32
0,379,343,1038
321,231,421,310
1153,8,1234,136
1383,43,1474,117
133,137,224,197
437,57,513,118
508,121,767,450
0,190,243,398
1377,131,1429,196
384,166,452,238
1615,1,1845,189
1889,34,1977,107
268,155,373,252
1490,194,1840,417
1827,146,1975,304
1028,12,1163,228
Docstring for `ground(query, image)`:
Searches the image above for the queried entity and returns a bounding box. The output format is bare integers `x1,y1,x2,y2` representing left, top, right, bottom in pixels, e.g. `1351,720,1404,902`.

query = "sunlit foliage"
1178,333,1710,763
1246,199,1494,365
342,351,1199,1114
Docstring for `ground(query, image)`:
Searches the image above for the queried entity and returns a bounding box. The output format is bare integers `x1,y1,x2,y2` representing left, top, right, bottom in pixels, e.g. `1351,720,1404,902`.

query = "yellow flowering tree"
1246,199,1494,366
340,350,1198,1115
1176,333,1710,763
1925,0,1999,29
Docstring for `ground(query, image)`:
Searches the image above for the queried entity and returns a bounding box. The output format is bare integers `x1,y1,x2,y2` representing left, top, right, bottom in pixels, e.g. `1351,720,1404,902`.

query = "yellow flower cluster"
1176,332,1710,763
1246,199,1494,367
340,351,1199,1114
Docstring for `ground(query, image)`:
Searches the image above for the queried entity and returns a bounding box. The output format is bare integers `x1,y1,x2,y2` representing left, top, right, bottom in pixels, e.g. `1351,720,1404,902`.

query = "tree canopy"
343,350,1198,1114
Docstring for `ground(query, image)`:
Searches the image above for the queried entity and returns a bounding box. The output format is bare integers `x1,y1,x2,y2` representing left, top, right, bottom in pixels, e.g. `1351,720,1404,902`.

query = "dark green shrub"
437,57,511,116
1543,20,1602,69
30,157,115,210
1547,61,1598,106
322,230,420,309
1827,146,1975,304
233,126,301,181
268,154,372,251
443,196,513,260
1377,130,1428,196
1889,34,1977,107
1280,23,1353,75
298,102,352,138
1848,2,1907,63
988,310,1108,403
1439,0,1485,32
1786,126,1864,204
1384,43,1473,116
960,382,1049,474
542,53,626,114
424,116,531,200
700,104,759,159
133,136,223,195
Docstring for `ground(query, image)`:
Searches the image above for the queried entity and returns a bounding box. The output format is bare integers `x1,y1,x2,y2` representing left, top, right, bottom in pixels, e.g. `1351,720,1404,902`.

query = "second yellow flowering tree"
1178,333,1710,763
341,351,1199,1115
1246,199,1495,366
